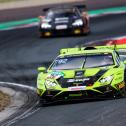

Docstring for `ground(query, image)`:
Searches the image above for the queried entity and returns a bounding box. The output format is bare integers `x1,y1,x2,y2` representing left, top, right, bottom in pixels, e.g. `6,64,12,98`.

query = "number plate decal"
56,25,67,30
68,86,86,91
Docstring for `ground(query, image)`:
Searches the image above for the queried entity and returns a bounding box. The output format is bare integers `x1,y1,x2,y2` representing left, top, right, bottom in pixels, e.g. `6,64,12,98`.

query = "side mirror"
37,67,46,72
124,60,126,64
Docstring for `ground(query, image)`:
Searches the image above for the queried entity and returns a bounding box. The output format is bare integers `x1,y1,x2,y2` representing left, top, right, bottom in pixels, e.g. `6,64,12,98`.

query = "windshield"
50,53,114,70
46,9,78,19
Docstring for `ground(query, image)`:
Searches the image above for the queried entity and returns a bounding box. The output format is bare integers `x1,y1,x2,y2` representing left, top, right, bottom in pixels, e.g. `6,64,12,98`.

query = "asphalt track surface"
0,1,126,126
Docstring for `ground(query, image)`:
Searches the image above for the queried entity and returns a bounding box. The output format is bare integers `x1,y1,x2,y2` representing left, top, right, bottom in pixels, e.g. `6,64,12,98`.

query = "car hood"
42,68,110,88
46,68,109,79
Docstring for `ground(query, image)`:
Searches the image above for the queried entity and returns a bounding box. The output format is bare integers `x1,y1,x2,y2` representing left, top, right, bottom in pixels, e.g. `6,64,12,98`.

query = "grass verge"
0,91,10,112
0,0,22,3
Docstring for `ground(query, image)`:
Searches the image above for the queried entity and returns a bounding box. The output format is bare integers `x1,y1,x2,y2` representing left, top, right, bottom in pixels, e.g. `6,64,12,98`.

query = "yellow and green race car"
37,44,126,105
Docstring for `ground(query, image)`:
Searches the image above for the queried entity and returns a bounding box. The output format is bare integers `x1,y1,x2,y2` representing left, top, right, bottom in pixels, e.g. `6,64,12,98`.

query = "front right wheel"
119,86,126,98
112,86,126,99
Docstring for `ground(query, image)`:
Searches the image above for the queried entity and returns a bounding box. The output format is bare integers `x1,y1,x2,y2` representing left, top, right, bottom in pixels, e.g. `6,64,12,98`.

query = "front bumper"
39,26,86,37
37,85,115,101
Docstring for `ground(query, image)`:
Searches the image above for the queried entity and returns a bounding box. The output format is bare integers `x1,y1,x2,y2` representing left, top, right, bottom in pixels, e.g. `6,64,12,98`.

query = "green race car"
37,44,126,104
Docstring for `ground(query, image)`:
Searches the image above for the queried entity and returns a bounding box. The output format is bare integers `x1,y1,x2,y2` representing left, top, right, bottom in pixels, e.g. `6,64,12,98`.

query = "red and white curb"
0,35,126,125
86,36,126,46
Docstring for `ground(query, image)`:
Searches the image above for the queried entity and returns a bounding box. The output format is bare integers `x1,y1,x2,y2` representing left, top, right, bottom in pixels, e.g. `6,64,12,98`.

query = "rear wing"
83,39,126,50
60,39,126,55
42,2,86,12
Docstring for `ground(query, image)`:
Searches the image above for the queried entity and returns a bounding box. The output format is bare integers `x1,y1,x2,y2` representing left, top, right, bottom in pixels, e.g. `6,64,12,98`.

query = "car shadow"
38,97,122,107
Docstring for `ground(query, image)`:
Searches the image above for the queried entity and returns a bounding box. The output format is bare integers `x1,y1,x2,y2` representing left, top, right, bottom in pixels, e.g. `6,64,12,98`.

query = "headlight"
41,23,51,28
99,76,113,84
72,19,83,26
45,80,56,87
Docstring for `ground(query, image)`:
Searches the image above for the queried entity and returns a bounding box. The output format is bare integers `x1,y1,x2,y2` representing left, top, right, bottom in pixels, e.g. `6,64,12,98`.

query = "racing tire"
112,91,119,99
123,71,126,97
124,70,126,85
112,86,126,99
120,86,126,98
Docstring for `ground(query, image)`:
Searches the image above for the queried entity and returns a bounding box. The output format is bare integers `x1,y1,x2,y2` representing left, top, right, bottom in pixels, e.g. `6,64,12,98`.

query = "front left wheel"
112,86,126,99
120,86,126,98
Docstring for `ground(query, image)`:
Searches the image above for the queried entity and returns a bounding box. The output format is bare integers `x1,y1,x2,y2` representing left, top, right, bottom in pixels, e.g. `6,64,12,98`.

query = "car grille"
57,77,96,88
56,69,107,88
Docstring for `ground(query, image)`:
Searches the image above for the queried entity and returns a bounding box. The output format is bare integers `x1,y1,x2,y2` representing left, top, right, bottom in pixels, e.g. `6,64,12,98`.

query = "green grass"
0,0,23,3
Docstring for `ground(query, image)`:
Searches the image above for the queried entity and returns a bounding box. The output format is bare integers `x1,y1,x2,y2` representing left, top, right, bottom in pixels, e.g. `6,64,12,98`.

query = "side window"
115,52,121,65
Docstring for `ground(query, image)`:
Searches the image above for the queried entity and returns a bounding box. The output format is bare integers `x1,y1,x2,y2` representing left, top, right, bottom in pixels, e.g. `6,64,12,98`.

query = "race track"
0,13,126,86
0,1,126,126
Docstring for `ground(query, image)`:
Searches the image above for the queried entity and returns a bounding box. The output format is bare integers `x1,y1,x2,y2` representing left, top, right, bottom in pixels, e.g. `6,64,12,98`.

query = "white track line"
0,81,35,91
86,35,126,45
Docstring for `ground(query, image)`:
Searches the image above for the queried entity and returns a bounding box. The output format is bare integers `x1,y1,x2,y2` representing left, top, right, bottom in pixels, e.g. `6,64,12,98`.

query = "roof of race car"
45,7,79,15
59,47,114,57
43,4,86,13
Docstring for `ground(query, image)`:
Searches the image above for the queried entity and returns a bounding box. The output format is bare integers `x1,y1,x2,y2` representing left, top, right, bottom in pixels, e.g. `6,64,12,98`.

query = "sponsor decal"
47,71,64,79
55,17,69,21
75,71,84,78
67,78,89,83
56,25,67,30
55,17,69,23
56,59,68,64
68,86,86,91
